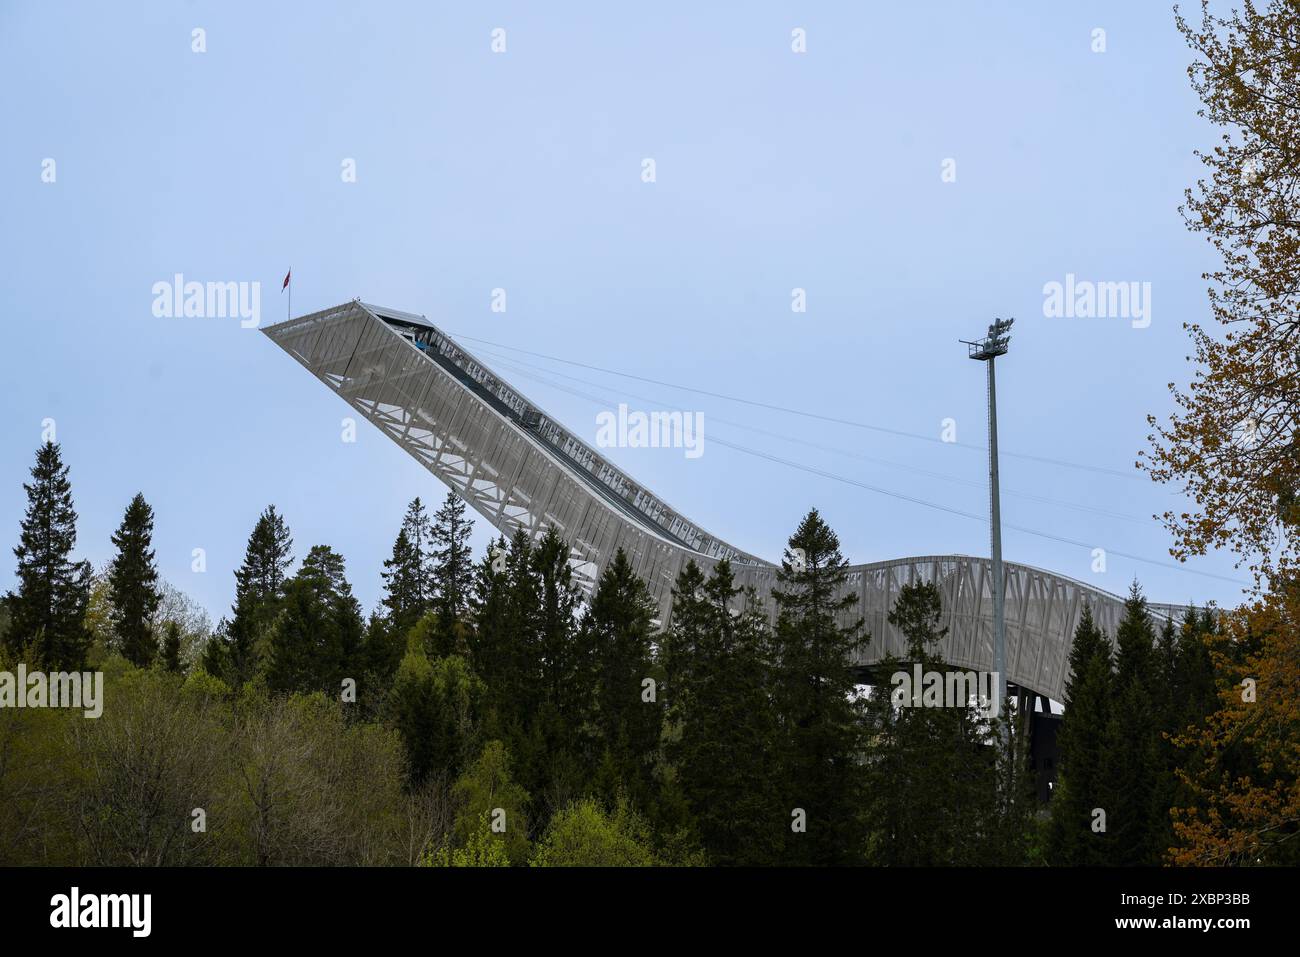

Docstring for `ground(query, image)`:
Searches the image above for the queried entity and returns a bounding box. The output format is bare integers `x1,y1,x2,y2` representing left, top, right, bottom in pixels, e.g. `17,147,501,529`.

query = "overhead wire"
473,346,1154,525
449,330,1145,481
473,350,1249,587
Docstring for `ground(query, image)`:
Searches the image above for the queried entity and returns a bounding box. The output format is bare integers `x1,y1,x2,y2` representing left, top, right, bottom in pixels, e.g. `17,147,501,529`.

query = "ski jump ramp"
264,300,1184,703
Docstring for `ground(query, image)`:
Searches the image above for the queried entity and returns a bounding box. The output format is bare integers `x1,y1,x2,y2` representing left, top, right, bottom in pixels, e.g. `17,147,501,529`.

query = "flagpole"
288,266,292,321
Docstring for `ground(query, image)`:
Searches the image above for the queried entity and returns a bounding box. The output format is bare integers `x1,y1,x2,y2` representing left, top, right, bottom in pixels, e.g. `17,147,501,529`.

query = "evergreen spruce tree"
580,548,662,812
660,561,709,723
202,505,293,686
381,498,435,641
533,527,585,726
1101,581,1162,865
524,527,589,811
1046,605,1114,866
865,580,1003,865
159,620,183,674
265,545,363,695
468,535,512,712
665,560,782,865
1157,606,1220,861
1174,607,1219,731
310,545,365,691
770,509,870,865
390,639,485,786
468,531,587,814
107,493,162,667
354,610,404,719
1150,615,1183,857
498,531,543,729
362,610,402,681
430,491,474,653
3,442,92,668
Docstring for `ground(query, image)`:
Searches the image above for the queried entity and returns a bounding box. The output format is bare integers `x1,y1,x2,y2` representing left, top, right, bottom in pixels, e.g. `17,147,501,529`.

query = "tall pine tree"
107,493,162,667
159,619,183,674
4,442,92,669
430,491,474,652
580,548,662,813
664,559,782,865
770,509,870,865
265,544,363,695
1101,581,1162,865
202,505,293,685
382,497,435,641
468,534,512,714
865,580,1008,865
1046,604,1114,866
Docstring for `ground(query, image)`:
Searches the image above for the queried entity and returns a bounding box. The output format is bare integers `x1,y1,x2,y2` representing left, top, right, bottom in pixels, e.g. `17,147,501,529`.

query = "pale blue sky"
0,1,1245,624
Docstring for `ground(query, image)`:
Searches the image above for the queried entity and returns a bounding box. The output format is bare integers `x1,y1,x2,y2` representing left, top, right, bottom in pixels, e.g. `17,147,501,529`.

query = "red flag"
282,269,291,291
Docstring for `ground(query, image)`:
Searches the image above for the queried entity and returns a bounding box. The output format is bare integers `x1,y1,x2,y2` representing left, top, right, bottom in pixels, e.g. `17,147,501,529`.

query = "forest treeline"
0,441,1291,866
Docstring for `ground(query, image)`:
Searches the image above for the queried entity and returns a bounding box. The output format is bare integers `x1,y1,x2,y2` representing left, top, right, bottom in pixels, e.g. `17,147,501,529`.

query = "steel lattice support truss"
264,300,1183,703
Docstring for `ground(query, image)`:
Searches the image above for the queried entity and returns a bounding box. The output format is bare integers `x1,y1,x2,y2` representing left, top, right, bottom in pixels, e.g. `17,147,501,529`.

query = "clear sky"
0,1,1246,625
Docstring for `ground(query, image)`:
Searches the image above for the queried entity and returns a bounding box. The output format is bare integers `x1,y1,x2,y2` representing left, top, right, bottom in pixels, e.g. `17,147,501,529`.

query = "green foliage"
424,810,510,867
107,493,162,668
64,668,223,865
159,620,183,674
183,663,231,700
2,440,1242,868
4,442,93,669
217,691,406,866
449,740,531,865
1047,590,1223,866
468,528,595,829
580,549,662,813
770,509,871,865
663,560,782,865
431,491,474,653
265,544,364,697
354,611,403,718
531,799,658,867
1047,605,1114,866
1102,582,1162,866
382,498,434,639
204,505,293,688
864,581,1022,865
389,642,484,786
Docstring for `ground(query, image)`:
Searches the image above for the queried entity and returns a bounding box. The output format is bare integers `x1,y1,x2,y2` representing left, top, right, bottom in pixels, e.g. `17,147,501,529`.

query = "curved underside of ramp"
264,300,1182,703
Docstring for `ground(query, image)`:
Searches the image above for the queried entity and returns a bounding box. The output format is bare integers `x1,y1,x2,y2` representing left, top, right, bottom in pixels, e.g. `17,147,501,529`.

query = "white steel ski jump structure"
264,300,1184,703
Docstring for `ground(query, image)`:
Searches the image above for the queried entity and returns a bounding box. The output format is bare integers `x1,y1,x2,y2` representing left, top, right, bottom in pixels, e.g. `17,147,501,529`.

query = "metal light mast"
961,318,1014,726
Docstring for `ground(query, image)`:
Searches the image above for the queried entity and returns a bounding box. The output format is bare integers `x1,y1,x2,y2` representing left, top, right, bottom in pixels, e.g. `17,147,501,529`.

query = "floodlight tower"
961,318,1014,727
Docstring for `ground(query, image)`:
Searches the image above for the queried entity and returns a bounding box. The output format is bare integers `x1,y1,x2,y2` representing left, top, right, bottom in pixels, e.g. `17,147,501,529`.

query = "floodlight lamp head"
965,316,1014,361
